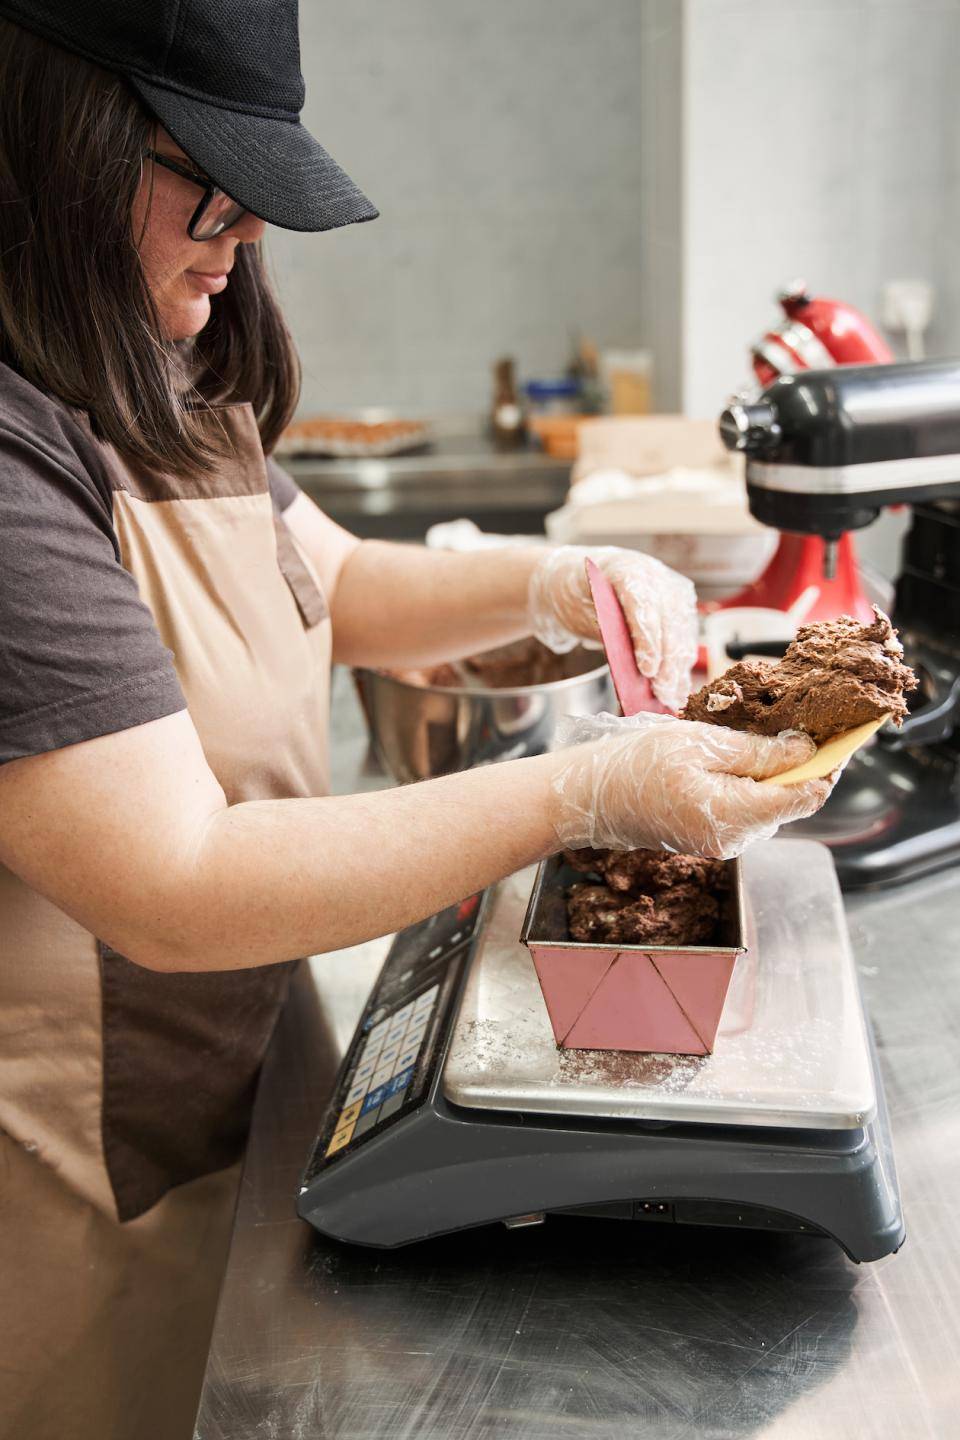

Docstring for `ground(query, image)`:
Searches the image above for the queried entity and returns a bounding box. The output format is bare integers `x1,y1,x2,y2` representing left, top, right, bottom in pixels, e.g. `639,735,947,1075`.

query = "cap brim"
130,79,379,234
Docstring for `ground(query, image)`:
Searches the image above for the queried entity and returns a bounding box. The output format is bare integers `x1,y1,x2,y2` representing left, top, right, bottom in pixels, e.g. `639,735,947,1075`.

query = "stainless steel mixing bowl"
353,650,615,783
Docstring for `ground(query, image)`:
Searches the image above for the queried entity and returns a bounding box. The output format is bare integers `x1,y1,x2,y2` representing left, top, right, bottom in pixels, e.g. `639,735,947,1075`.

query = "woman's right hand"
551,712,834,860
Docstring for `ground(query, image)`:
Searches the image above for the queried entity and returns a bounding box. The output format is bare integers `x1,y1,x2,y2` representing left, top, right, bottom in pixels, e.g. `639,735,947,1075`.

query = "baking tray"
520,854,746,1055
275,410,434,458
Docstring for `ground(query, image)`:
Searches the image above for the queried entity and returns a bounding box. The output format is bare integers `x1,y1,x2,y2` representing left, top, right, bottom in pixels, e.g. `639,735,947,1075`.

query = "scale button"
393,999,416,1025
345,1079,367,1107
361,1083,389,1115
325,1122,355,1157
353,1107,381,1137
405,1019,429,1047
378,1041,401,1067
388,1065,415,1096
371,1063,394,1091
385,1019,408,1043
359,1032,384,1061
379,1092,406,1121
394,1047,419,1075
366,1016,390,1042
339,1100,363,1128
414,985,438,1012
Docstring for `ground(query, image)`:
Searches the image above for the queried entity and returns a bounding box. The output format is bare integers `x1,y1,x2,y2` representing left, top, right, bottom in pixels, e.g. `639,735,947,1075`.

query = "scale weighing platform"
298,840,905,1262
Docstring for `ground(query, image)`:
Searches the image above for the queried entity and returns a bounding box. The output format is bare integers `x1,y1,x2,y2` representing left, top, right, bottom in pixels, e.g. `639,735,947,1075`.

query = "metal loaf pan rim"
520,852,747,958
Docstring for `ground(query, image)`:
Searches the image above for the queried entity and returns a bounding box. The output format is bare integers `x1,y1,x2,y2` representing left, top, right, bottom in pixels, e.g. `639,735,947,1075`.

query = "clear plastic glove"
528,545,698,712
551,712,834,860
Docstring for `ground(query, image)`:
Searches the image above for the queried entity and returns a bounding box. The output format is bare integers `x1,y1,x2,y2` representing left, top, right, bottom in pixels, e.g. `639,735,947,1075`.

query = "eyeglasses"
144,149,247,241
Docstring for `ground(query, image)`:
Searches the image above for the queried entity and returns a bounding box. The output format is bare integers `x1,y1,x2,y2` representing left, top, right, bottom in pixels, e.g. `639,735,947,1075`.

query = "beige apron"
0,404,331,1440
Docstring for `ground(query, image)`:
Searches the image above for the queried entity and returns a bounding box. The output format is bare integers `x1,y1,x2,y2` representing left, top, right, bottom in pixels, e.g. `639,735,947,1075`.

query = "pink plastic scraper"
585,558,671,716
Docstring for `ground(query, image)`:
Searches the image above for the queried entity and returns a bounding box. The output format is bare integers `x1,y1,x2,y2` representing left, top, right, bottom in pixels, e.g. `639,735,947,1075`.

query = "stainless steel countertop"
279,429,570,527
195,672,960,1439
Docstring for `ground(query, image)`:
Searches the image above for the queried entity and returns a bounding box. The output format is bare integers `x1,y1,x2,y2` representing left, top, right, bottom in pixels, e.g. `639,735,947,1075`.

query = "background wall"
638,0,684,414
680,0,960,417
274,0,960,423
272,0,958,581
269,0,649,417
673,0,960,577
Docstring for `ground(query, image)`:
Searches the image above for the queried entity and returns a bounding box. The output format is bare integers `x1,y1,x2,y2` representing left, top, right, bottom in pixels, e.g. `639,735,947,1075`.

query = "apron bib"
0,405,331,1439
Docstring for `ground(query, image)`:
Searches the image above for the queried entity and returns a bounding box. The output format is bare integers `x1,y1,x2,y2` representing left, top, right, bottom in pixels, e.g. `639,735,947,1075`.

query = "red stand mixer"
719,281,893,622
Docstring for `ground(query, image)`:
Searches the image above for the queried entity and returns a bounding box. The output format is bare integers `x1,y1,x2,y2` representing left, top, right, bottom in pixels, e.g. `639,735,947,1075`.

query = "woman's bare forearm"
147,749,567,971
330,540,545,666
0,711,569,976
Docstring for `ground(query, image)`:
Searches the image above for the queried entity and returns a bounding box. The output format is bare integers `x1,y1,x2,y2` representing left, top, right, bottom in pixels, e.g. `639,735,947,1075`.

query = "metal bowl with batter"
353,647,614,783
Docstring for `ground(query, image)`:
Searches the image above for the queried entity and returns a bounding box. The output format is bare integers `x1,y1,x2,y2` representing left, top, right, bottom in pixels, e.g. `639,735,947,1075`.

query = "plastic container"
524,378,582,416
599,348,652,414
527,413,590,460
521,854,747,1055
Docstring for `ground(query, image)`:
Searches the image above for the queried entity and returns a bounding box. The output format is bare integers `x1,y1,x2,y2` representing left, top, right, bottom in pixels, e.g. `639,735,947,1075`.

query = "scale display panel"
301,892,485,1186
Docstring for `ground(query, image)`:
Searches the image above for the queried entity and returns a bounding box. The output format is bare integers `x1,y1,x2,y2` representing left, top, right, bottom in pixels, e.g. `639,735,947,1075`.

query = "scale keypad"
302,892,484,1184
324,984,440,1157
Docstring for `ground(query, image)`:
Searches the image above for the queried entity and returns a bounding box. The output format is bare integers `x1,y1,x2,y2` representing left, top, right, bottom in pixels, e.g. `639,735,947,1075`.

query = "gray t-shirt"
0,363,299,765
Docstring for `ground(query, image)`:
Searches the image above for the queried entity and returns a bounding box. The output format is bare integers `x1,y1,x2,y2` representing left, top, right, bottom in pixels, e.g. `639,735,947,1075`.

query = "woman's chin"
163,295,212,342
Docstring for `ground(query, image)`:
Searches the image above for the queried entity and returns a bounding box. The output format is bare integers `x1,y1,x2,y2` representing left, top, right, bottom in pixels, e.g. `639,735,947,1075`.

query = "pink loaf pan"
520,854,747,1056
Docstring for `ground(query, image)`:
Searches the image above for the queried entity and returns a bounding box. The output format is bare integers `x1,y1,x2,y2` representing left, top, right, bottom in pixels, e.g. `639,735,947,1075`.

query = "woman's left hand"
527,544,699,712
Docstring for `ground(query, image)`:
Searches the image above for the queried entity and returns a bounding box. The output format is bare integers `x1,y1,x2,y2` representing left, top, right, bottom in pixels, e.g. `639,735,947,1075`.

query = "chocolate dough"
564,848,728,946
464,637,571,688
682,606,917,745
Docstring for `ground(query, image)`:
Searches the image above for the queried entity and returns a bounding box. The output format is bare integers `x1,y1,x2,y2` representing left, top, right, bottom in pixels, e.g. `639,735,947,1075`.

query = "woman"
0,4,830,1437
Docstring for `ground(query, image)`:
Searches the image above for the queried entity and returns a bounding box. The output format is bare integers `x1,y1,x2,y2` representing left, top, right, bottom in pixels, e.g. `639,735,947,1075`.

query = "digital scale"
298,840,905,1263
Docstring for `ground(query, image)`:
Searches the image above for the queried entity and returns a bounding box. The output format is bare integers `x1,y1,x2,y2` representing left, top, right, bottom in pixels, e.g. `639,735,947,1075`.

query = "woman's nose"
234,210,267,244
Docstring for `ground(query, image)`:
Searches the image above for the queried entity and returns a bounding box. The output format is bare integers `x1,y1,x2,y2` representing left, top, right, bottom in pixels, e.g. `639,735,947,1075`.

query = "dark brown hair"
0,18,300,477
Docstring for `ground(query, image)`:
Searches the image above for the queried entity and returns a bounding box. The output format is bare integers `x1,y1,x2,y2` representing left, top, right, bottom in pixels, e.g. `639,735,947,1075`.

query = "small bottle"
568,335,604,414
490,357,526,450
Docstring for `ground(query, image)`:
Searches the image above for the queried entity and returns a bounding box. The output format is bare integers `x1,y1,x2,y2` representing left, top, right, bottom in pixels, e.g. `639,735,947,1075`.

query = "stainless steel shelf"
278,432,570,538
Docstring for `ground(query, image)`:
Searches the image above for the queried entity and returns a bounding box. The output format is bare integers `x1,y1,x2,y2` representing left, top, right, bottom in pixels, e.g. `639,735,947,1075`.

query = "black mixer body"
719,360,960,888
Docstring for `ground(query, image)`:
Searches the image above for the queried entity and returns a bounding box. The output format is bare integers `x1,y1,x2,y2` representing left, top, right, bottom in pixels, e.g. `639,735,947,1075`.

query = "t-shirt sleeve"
0,424,187,766
266,455,300,513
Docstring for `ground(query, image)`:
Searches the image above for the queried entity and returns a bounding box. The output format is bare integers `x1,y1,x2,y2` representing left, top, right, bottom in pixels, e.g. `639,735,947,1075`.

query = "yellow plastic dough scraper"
761,714,892,787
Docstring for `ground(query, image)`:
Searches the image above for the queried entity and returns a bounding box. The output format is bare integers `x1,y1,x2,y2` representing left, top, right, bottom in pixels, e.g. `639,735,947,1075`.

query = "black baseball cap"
0,0,379,233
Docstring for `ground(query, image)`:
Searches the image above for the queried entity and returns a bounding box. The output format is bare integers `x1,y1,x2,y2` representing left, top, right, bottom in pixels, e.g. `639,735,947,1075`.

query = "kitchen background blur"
270,0,960,582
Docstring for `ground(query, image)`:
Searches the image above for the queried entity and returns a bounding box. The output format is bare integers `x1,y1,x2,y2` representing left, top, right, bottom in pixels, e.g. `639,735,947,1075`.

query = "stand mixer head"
720,358,960,541
750,280,893,388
